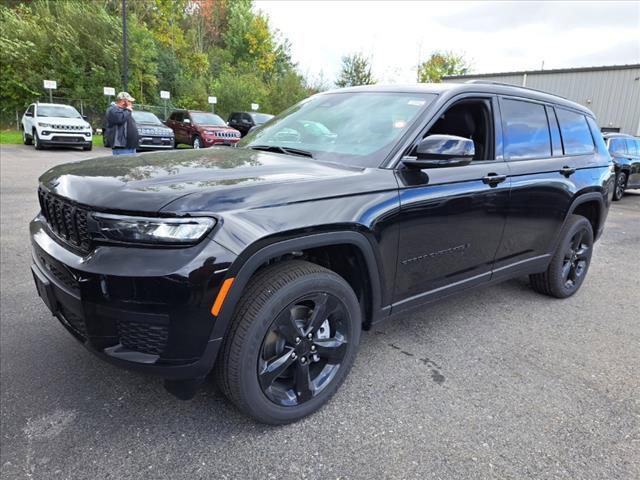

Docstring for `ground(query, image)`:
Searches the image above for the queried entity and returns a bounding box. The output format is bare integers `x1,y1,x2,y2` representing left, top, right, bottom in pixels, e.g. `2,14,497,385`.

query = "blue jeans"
112,148,136,155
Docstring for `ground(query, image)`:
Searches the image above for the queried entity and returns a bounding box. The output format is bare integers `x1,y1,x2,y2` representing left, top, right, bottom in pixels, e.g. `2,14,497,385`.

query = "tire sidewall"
549,216,594,297
236,273,361,424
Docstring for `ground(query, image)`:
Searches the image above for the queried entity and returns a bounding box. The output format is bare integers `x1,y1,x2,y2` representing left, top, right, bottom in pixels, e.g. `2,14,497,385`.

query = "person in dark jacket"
105,92,138,155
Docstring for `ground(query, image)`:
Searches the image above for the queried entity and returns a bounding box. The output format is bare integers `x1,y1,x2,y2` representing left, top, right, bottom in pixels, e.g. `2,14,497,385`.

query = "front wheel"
530,214,594,298
192,135,202,149
82,143,92,151
613,171,627,201
33,130,44,150
216,260,361,424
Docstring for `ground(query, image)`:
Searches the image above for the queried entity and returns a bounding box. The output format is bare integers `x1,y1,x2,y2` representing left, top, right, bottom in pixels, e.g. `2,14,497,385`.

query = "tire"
33,130,44,150
529,214,594,299
23,130,32,145
192,135,202,149
82,143,92,151
216,260,361,424
612,171,627,201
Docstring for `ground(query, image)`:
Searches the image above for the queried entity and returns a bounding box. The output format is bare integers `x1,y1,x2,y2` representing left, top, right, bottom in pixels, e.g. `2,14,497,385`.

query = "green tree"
417,51,470,83
335,53,375,88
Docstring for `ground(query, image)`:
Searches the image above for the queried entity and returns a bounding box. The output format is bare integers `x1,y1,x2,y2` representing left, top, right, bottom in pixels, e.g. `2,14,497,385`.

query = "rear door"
492,97,599,279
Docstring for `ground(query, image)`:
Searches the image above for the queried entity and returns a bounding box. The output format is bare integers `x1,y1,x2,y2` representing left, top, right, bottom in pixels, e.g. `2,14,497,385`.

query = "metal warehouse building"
444,64,640,136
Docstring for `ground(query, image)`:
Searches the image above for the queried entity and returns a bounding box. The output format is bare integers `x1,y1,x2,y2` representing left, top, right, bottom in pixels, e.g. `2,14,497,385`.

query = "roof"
321,83,594,116
34,102,75,107
443,63,640,80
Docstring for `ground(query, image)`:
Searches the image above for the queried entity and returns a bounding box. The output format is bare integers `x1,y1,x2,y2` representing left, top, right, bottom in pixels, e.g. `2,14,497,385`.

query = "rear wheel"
192,135,202,149
23,130,32,145
216,260,361,424
613,171,627,201
530,214,594,298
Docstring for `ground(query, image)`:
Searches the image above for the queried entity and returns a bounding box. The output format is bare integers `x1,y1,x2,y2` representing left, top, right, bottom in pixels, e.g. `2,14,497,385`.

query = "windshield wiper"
250,145,313,158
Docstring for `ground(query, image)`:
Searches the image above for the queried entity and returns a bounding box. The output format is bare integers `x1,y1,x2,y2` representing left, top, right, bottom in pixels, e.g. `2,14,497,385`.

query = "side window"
26,105,35,116
418,98,494,161
546,106,563,156
609,138,626,154
626,139,638,156
501,98,550,160
555,108,594,155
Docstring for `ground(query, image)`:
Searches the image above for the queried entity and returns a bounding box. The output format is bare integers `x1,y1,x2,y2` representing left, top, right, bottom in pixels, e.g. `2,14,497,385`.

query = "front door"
392,96,510,312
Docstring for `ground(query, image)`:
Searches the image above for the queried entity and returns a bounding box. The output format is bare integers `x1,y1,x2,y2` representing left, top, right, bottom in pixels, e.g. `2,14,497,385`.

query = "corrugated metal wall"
444,67,640,135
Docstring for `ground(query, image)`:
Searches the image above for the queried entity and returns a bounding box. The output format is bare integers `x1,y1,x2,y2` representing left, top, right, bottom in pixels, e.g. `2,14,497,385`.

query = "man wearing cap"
105,92,139,155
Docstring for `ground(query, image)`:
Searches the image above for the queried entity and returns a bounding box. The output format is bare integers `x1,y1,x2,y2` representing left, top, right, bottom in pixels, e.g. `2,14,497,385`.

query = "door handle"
560,166,576,177
482,173,507,186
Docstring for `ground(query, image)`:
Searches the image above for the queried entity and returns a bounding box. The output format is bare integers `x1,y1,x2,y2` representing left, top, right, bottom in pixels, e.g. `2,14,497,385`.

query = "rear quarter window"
556,108,594,155
501,98,551,160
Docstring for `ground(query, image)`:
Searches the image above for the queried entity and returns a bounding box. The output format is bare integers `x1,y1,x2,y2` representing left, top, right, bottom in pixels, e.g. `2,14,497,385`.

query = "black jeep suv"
603,132,640,200
30,83,613,424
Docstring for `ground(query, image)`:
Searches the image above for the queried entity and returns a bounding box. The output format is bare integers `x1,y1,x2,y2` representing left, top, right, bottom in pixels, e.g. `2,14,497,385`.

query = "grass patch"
0,129,105,147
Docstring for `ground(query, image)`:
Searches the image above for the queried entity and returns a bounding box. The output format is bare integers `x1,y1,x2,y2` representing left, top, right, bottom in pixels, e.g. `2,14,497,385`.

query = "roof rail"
464,79,567,100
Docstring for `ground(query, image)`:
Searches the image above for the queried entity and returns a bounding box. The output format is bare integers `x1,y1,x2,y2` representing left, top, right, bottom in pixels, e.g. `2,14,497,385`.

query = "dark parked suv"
603,133,640,200
228,111,274,137
30,83,613,424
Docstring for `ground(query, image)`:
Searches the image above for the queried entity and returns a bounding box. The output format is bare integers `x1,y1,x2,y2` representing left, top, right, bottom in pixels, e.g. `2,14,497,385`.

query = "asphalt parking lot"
1,144,639,479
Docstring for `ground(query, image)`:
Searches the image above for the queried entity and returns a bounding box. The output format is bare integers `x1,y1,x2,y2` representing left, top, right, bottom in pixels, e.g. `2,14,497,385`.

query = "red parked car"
166,110,241,148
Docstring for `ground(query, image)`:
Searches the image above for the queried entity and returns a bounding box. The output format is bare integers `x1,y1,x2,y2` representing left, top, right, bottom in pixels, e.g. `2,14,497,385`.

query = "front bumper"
30,216,237,379
138,135,174,150
39,130,92,146
203,136,240,147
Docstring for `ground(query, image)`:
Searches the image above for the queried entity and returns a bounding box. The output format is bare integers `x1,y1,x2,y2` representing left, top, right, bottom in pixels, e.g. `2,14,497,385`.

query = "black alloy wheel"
561,228,590,290
613,171,626,201
529,214,594,298
216,260,361,424
258,292,349,406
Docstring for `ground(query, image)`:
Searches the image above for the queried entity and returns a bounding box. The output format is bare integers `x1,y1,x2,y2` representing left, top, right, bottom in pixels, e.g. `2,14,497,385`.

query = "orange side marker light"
211,277,235,316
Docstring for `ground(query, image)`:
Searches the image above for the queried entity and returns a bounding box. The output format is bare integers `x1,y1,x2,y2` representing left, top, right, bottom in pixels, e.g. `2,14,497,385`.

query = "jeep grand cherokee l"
30,83,613,424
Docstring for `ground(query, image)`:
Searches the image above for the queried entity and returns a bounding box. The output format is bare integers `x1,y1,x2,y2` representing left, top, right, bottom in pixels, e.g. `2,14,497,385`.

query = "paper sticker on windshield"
407,100,426,106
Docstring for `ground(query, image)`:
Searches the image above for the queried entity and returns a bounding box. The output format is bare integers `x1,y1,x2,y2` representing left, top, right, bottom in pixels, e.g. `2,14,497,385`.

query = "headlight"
204,130,216,135
92,213,216,245
38,122,51,128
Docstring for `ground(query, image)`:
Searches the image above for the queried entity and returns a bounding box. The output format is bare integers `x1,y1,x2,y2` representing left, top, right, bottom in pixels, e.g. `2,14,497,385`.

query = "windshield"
133,111,163,125
240,92,437,167
250,113,274,124
190,112,226,126
37,105,81,118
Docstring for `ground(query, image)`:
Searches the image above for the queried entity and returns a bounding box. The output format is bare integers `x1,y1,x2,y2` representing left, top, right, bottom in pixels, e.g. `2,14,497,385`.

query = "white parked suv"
22,103,93,151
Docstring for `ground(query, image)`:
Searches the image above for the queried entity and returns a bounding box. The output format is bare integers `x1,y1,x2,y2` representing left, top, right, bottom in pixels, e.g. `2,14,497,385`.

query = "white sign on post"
208,96,217,104
251,103,259,111
160,90,171,99
43,80,57,90
103,87,115,96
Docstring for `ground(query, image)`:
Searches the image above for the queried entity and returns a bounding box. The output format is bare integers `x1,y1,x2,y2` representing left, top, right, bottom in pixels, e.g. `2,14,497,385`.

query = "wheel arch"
210,231,385,342
566,192,605,241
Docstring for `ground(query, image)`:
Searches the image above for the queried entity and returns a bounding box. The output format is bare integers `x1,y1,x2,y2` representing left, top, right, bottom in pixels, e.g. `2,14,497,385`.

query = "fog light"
42,131,50,135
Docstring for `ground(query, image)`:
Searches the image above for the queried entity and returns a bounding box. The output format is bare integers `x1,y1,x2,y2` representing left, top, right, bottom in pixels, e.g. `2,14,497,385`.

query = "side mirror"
183,118,191,125
82,115,88,121
403,134,474,169
25,111,33,117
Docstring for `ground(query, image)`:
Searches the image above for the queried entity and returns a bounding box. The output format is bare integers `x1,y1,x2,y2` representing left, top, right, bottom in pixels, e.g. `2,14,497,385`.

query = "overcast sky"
254,0,640,86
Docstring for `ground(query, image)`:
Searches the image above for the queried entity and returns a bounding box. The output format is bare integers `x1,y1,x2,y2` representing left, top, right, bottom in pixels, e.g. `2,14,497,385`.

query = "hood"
38,147,371,214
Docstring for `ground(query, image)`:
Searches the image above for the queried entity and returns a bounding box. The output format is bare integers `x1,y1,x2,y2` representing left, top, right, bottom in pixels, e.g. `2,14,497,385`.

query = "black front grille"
50,136,85,143
38,188,92,252
117,321,168,355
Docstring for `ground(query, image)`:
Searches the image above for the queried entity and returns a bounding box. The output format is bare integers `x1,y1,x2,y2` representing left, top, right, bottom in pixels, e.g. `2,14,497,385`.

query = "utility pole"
122,0,128,91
